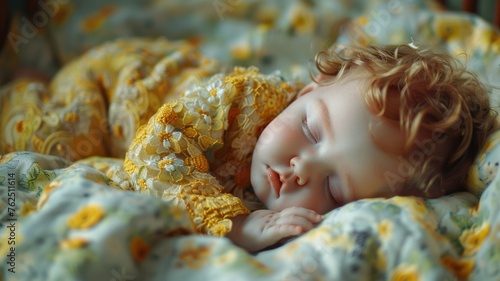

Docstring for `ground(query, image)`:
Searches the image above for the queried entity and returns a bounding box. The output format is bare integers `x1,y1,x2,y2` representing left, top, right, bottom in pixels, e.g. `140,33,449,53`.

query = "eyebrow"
316,98,334,138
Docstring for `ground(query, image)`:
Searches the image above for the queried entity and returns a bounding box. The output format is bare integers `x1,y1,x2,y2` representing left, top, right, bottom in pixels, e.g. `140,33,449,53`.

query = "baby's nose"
296,176,306,186
290,156,309,186
279,172,302,185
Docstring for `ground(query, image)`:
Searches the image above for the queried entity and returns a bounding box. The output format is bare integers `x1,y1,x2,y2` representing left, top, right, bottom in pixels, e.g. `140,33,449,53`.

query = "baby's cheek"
259,116,299,146
256,122,283,146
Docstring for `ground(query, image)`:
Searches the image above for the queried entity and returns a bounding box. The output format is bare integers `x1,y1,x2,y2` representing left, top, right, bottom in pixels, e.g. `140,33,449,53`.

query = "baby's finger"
267,224,303,239
280,207,322,222
276,215,316,232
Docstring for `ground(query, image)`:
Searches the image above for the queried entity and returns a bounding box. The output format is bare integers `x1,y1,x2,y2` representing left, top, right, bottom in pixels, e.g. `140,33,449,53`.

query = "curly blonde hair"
314,44,497,196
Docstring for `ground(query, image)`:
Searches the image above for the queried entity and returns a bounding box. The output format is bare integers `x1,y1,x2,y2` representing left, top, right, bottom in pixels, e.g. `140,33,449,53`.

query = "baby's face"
250,72,405,214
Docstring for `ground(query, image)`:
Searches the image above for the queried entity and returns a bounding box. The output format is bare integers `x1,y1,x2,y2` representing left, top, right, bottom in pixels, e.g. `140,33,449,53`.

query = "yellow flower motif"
135,125,149,144
60,237,88,250
356,16,369,26
305,227,354,249
435,17,472,41
137,178,147,191
253,82,288,122
390,264,420,281
470,28,495,52
178,243,211,269
158,153,186,173
185,154,210,173
81,6,117,32
288,3,315,34
230,42,252,60
255,6,278,27
0,153,15,164
375,248,387,271
214,249,237,265
64,112,79,122
20,202,37,217
38,180,62,209
67,204,105,229
155,104,178,125
123,157,138,175
209,220,232,236
157,124,182,151
183,127,198,138
389,197,427,216
130,236,150,262
466,130,500,193
225,76,246,92
279,81,294,93
378,219,393,240
460,222,490,256
466,166,482,193
249,258,273,274
440,256,474,280
198,135,218,151
325,233,354,249
492,34,500,53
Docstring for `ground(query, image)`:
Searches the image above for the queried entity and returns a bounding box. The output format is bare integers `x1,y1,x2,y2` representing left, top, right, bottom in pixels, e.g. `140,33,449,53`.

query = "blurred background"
444,0,498,23
0,0,499,87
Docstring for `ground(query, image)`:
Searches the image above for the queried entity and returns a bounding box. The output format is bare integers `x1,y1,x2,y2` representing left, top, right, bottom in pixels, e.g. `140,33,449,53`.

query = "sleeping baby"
121,43,497,252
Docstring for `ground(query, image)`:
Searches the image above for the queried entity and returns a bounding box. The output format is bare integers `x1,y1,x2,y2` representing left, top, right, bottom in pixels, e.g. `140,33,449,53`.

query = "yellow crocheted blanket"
0,38,299,235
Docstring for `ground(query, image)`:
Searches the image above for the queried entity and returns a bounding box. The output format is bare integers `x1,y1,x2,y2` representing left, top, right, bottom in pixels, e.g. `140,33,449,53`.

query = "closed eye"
324,176,336,204
301,115,317,143
325,175,342,205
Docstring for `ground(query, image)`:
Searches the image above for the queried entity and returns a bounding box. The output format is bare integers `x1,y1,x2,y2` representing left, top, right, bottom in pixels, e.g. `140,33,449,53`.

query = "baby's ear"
297,74,330,97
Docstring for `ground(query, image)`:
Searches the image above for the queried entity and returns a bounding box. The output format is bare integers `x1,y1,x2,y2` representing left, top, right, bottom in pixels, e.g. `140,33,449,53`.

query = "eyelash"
301,115,318,143
325,176,340,204
324,177,335,202
302,114,337,203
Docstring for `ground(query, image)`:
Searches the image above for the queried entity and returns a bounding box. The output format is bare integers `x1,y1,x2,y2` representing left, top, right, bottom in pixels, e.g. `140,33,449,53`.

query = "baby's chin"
249,171,271,208
266,199,289,212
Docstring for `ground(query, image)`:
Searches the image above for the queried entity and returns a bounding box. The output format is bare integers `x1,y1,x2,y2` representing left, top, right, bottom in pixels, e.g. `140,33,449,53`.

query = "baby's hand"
226,207,322,252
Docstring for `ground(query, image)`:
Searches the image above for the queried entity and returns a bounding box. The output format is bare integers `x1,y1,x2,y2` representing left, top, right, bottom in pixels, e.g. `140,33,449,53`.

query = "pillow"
466,128,500,196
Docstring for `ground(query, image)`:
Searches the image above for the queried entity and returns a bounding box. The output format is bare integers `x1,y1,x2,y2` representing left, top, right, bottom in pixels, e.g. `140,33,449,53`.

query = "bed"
1,0,500,280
